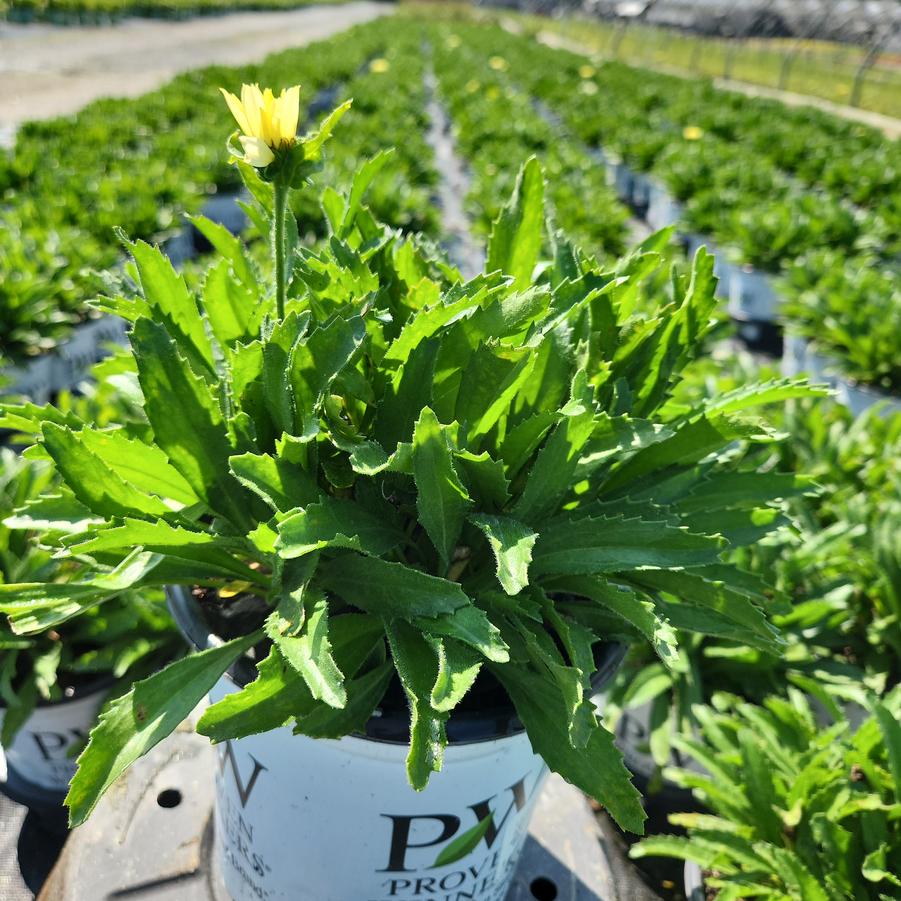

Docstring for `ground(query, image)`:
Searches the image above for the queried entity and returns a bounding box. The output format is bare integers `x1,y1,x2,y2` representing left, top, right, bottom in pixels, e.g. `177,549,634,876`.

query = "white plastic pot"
0,684,109,793
612,161,634,203
210,677,547,901
782,333,808,378
727,265,779,323
168,587,624,901
835,377,901,419
645,181,682,231
684,860,704,901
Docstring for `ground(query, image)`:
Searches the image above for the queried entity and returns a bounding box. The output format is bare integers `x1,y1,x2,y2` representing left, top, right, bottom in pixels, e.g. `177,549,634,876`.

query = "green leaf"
319,554,472,619
532,514,725,577
41,424,171,519
127,239,214,375
0,550,163,634
872,696,901,793
513,409,595,524
468,514,537,596
202,259,257,347
294,662,393,739
486,157,545,291
77,428,199,508
66,631,260,826
229,451,318,512
412,407,471,568
198,614,383,742
630,569,778,643
385,619,445,790
276,497,404,560
65,519,264,584
549,576,678,666
190,215,258,292
131,318,251,530
432,813,493,869
493,661,645,833
430,638,482,713
265,594,346,709
337,149,394,238
454,450,510,510
415,605,509,663
300,100,352,162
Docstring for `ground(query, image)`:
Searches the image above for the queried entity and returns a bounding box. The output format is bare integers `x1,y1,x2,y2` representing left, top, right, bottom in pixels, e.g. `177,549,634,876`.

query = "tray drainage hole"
157,789,182,809
530,876,558,900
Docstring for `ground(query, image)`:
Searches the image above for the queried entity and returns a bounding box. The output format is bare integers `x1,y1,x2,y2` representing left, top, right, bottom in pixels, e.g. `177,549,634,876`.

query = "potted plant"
631,687,901,900
0,84,819,901
0,447,182,806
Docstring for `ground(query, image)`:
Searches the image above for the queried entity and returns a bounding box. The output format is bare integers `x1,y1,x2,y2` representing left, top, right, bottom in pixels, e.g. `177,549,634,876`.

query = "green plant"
0,93,821,832
631,688,901,900
605,353,901,777
0,447,183,745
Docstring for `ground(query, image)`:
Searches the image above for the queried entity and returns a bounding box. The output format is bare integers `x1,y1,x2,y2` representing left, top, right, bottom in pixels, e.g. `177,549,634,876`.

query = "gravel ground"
0,2,390,139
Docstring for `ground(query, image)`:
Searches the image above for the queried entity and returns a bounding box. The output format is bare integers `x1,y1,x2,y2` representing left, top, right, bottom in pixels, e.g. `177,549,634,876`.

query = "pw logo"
218,741,267,808
379,774,533,872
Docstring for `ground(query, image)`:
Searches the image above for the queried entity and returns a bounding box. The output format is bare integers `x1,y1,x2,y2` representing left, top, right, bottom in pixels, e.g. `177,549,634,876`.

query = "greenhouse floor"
1,729,661,901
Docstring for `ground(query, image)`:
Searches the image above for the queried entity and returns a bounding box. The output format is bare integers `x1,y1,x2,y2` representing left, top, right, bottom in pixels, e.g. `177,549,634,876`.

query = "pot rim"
166,584,626,747
0,672,117,712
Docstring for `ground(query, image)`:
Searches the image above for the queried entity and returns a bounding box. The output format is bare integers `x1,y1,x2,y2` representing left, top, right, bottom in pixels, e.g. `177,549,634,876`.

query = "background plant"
631,688,901,900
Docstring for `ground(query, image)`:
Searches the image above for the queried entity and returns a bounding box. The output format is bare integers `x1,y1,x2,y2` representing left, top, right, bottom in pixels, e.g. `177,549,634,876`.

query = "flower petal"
239,135,275,168
219,88,251,136
278,85,301,145
241,83,264,139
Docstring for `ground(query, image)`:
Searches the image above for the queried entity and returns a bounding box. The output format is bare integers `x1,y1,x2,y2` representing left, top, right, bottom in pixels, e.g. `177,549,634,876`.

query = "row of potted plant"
428,16,899,406
0,75,825,898
0,17,430,365
0,360,184,806
430,31,629,258
1,0,348,25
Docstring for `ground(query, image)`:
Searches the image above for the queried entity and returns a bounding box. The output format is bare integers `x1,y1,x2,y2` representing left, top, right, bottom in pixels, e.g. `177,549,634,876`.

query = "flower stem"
272,179,289,320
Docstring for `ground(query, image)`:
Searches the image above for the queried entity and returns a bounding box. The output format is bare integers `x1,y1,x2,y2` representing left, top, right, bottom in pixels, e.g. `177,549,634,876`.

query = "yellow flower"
369,58,390,74
578,64,596,79
446,34,461,48
488,56,508,71
220,83,301,168
683,125,704,141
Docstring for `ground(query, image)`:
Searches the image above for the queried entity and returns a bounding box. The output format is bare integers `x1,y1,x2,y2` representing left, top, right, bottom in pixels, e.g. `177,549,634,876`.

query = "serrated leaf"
493,661,645,833
412,407,471,568
548,576,678,666
131,318,251,530
319,554,471,619
414,605,509,663
67,630,260,826
276,496,404,559
265,594,346,709
486,157,545,291
228,451,318,512
532,514,725,577
385,620,445,790
469,514,537,596
40,424,171,520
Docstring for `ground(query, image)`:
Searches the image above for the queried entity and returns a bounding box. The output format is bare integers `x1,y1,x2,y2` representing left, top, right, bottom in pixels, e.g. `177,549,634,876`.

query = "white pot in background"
727,265,779,322
646,181,682,231
835,377,901,419
782,333,808,378
804,344,838,387
210,676,548,901
0,686,108,793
